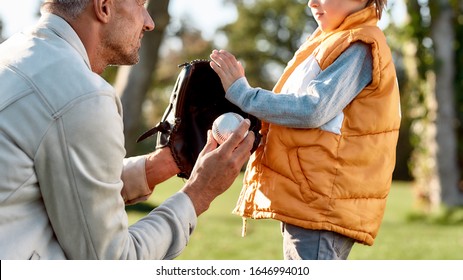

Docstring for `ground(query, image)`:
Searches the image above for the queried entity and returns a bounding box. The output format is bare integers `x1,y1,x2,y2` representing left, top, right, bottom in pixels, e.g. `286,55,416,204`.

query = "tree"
456,0,463,181
430,0,462,207
404,0,463,212
114,0,171,156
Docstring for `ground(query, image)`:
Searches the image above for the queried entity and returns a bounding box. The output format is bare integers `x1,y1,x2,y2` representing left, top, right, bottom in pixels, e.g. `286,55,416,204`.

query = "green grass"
127,176,463,260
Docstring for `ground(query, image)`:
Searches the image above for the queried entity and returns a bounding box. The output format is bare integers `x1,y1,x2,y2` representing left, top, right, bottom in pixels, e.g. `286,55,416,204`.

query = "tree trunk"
404,0,440,212
430,0,463,206
115,0,170,156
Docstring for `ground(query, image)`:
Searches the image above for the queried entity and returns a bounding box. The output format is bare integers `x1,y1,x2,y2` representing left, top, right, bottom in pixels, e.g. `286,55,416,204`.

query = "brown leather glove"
137,60,261,179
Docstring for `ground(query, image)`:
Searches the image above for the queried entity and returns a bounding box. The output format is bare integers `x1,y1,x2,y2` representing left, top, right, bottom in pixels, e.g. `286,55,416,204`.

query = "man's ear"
93,0,112,23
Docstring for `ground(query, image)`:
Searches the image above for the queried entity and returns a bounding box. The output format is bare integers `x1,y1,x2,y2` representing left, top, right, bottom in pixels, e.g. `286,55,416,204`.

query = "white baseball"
212,112,246,145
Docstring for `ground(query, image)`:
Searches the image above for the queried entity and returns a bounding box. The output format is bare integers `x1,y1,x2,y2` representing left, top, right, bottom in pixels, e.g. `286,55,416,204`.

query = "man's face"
103,0,154,66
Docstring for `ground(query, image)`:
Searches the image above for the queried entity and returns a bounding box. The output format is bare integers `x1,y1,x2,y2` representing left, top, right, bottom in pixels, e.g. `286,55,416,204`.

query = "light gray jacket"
0,13,196,260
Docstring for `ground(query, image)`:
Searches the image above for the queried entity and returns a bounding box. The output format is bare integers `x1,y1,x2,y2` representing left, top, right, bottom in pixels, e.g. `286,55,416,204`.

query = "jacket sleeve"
35,92,197,259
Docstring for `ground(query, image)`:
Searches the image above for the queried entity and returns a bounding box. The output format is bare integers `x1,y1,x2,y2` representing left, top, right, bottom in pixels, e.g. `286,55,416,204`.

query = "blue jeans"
281,223,355,260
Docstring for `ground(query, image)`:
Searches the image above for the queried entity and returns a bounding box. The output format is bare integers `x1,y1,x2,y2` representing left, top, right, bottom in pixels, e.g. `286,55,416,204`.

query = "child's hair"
366,0,387,19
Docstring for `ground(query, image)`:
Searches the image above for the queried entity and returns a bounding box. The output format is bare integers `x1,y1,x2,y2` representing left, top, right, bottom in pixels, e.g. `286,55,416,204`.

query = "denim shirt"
226,42,372,135
0,13,196,260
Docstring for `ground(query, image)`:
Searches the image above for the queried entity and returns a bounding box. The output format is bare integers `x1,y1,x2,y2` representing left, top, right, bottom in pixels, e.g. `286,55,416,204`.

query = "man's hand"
210,49,245,92
181,119,254,216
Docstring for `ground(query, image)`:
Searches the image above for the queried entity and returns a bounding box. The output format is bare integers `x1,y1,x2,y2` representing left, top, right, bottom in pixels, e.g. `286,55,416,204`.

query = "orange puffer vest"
233,6,401,245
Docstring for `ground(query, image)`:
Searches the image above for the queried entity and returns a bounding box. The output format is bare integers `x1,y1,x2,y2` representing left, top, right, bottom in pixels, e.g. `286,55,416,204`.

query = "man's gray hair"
42,0,91,19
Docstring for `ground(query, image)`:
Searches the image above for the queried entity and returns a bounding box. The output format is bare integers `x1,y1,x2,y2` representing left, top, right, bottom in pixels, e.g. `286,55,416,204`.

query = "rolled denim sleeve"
121,155,152,205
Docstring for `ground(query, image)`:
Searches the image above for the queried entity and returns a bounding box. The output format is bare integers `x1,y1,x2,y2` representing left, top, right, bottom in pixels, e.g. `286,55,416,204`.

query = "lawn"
126,175,463,260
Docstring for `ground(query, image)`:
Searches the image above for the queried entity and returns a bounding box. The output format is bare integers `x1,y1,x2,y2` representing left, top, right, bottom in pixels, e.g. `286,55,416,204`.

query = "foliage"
402,0,463,210
402,0,438,204
382,5,414,181
222,0,317,89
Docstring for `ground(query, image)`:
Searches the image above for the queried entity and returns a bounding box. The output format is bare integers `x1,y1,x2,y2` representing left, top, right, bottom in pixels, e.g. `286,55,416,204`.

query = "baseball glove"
137,59,261,179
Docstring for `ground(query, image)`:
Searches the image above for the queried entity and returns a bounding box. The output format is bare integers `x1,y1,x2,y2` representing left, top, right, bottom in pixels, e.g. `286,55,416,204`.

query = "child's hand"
210,49,245,92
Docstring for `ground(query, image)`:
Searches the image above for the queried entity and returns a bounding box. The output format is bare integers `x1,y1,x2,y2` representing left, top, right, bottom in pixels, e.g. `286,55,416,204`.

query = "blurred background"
1,0,462,259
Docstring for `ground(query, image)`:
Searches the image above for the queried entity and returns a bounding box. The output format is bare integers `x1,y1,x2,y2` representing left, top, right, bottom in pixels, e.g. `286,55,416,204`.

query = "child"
210,0,401,260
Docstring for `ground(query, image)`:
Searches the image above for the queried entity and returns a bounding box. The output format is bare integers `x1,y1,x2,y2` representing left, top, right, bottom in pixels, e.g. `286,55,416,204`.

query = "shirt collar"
35,13,91,70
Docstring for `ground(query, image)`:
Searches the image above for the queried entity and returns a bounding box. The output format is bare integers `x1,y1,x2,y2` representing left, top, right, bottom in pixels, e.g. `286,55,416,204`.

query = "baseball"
212,112,246,145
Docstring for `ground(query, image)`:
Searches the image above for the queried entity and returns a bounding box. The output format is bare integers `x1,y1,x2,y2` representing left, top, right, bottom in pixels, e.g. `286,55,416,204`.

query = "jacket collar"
311,5,378,39
35,13,91,70
335,5,378,31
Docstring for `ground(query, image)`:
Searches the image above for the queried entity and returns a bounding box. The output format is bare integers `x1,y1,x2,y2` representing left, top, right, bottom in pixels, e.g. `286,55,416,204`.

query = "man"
0,0,254,259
